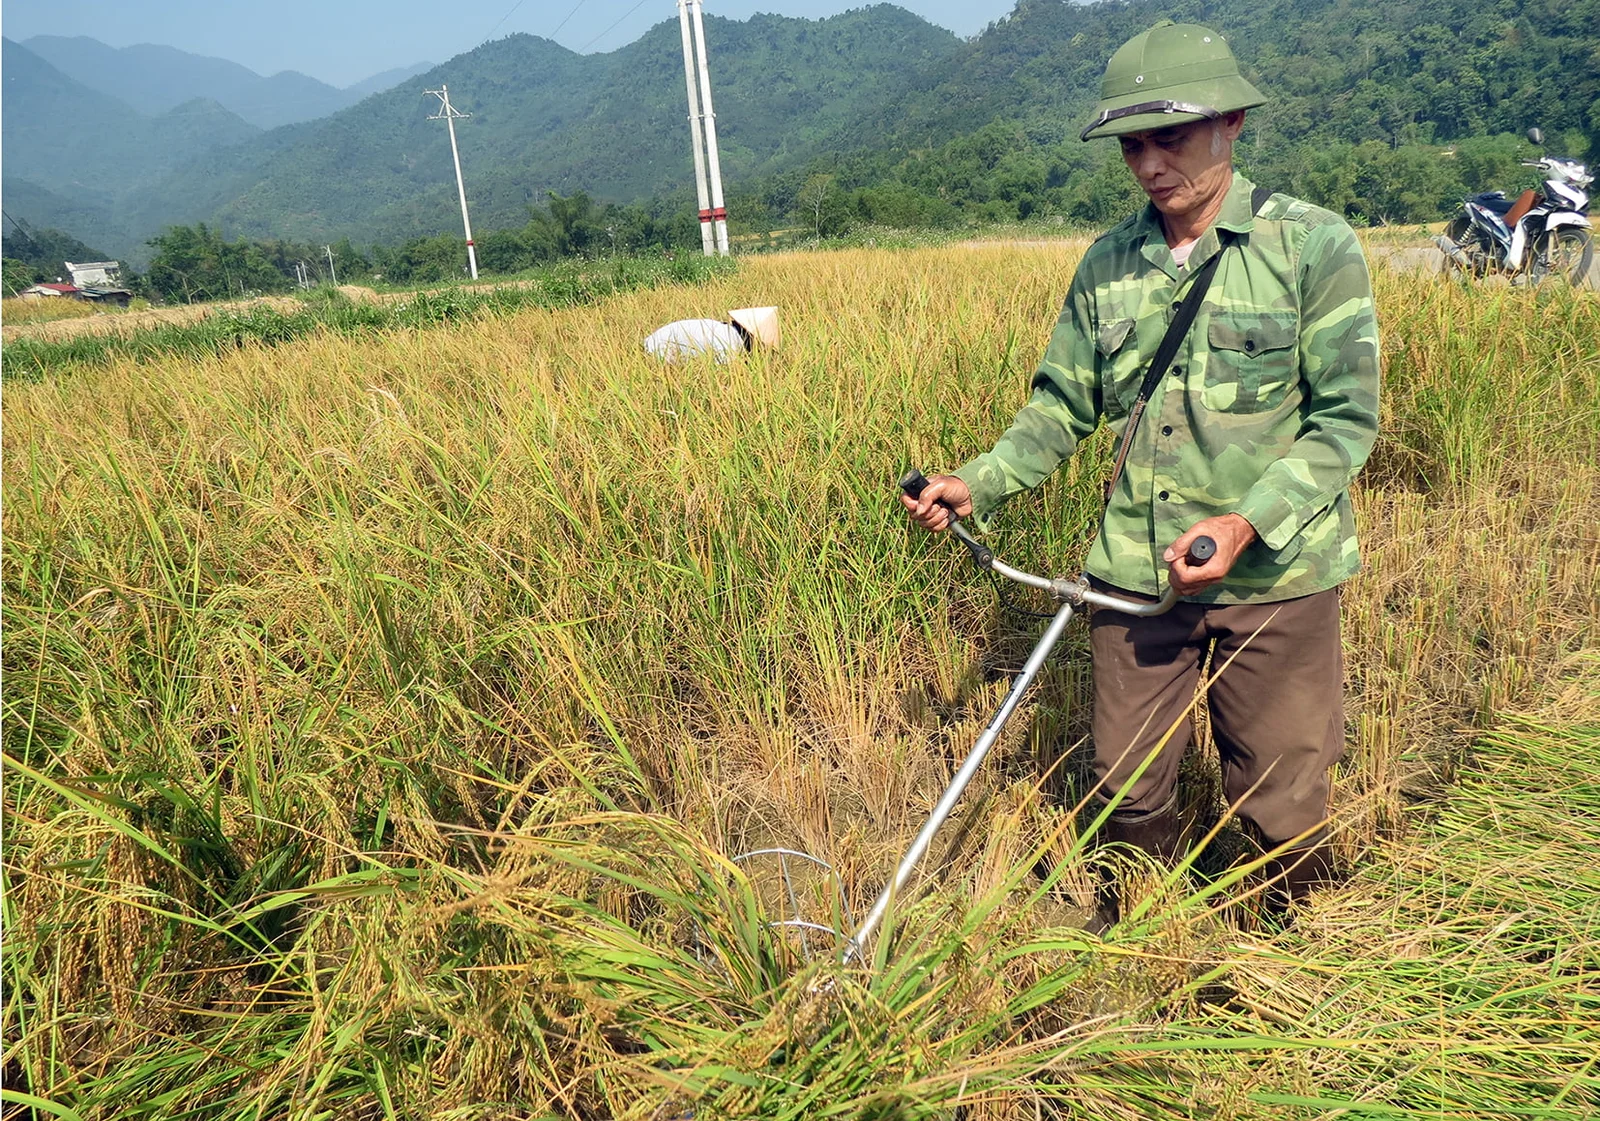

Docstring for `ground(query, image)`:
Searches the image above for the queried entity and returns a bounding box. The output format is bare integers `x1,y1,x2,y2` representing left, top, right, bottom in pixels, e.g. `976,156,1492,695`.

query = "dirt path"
959,235,1597,289
1368,243,1600,288
5,284,384,344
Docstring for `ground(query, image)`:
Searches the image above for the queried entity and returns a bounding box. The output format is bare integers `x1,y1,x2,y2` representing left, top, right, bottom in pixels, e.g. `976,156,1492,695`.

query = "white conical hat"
729,306,780,348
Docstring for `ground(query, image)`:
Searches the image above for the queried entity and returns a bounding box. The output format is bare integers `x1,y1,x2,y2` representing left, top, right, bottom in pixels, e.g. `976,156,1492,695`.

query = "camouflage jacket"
952,174,1381,604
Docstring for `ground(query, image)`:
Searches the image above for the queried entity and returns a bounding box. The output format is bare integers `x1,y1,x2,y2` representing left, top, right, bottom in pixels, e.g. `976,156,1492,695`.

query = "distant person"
644,306,780,362
902,21,1380,920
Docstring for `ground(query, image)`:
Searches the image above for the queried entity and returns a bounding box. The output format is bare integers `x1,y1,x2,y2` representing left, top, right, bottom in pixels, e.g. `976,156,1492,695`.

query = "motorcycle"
1437,128,1593,286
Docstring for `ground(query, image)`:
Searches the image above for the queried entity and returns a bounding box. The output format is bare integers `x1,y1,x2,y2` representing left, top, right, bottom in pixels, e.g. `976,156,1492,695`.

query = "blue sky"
2,1,1021,87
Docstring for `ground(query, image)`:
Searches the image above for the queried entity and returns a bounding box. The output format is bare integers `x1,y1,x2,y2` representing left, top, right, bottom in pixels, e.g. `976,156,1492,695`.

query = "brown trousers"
1087,582,1345,847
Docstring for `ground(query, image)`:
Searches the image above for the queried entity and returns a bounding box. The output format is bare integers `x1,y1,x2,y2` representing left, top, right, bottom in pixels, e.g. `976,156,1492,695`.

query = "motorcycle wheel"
1529,227,1593,287
1442,215,1486,279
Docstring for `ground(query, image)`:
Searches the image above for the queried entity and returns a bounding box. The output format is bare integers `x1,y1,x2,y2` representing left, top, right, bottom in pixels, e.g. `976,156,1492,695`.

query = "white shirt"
643,319,747,362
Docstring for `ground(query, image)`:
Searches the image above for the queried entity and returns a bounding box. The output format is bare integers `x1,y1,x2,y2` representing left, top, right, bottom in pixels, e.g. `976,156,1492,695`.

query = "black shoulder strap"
1131,187,1272,407
1102,187,1273,503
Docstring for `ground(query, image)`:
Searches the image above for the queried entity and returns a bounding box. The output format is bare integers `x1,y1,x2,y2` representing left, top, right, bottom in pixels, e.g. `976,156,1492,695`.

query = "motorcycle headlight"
1548,181,1585,208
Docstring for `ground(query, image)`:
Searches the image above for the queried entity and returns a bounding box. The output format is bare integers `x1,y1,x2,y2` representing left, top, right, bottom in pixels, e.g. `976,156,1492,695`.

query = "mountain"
345,62,437,103
21,35,437,128
98,6,965,253
1,38,265,266
2,221,112,283
0,180,130,261
3,0,1595,263
863,0,1600,152
0,39,260,192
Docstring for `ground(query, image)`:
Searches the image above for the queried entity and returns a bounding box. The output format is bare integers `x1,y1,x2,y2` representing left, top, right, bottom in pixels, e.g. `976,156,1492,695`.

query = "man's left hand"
1165,513,1258,596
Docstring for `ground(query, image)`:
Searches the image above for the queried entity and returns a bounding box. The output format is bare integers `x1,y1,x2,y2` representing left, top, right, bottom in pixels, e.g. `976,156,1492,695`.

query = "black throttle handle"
899,467,933,501
900,466,993,569
1184,535,1217,567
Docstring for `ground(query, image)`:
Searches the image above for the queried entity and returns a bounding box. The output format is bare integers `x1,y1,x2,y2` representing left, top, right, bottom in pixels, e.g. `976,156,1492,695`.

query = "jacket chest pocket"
1095,317,1140,417
1204,312,1299,413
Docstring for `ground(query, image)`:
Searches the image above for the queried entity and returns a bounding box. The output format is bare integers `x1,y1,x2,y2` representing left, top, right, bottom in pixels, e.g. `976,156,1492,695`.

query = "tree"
376,235,470,284
330,237,371,280
143,224,288,303
2,223,111,282
797,173,851,238
528,191,600,258
3,257,38,295
475,229,531,275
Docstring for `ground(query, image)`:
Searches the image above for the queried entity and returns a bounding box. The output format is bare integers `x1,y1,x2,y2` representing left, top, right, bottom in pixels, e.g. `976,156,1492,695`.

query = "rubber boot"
1259,841,1336,914
1232,837,1338,931
1087,800,1191,932
1100,801,1191,862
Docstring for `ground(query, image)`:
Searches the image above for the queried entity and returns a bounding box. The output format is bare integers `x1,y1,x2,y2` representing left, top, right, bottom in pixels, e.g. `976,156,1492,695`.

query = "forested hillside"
3,8,961,263
3,0,1595,264
866,0,1598,151
747,0,1599,235
0,39,260,196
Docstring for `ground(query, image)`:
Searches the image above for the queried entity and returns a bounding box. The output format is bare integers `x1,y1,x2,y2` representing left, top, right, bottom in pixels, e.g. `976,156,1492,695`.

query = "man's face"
1117,112,1245,223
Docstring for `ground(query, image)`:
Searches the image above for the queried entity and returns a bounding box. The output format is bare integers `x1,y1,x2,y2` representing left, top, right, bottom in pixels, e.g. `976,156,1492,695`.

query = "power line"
548,0,590,39
478,0,587,57
580,0,653,52
481,0,530,44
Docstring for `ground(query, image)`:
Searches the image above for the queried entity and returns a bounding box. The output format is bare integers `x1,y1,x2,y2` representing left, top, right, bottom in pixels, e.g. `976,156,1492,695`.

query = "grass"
2,242,1597,1119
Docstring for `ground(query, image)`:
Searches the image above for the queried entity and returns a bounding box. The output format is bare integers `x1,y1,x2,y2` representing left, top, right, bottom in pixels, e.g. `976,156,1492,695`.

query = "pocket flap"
1095,318,1135,357
1208,314,1297,357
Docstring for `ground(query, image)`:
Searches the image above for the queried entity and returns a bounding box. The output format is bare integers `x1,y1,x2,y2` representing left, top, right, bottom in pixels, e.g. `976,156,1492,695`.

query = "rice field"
3,243,1597,1119
1,297,114,327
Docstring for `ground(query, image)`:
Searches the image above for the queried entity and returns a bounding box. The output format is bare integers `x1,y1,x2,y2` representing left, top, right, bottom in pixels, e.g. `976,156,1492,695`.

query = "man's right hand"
901,474,974,532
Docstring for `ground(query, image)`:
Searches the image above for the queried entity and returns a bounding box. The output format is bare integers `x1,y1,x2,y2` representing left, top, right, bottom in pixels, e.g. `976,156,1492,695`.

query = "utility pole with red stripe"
676,1,716,257
678,0,729,256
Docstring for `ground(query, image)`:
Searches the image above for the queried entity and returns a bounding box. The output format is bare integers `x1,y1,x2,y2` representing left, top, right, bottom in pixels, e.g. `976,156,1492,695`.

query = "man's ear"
1221,110,1247,142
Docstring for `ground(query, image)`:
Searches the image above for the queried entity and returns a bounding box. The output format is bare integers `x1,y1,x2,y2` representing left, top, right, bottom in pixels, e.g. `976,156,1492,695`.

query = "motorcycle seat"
1469,191,1513,214
1504,189,1539,227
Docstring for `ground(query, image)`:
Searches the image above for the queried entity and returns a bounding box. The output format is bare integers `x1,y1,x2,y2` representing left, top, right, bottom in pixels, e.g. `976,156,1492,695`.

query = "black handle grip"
899,467,931,501
1185,535,1217,566
900,466,993,569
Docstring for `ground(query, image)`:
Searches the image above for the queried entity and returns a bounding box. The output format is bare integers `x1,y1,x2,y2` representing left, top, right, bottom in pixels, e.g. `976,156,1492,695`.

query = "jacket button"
1162,425,1173,436
1158,490,1170,501
1244,339,1257,352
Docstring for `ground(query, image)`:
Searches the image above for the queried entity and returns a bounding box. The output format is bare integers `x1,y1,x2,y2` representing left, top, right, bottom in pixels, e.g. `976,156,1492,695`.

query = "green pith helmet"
1080,21,1266,141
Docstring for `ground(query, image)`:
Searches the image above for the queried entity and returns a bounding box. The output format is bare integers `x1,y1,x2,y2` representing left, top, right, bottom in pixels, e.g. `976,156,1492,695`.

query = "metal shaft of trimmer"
841,599,1078,964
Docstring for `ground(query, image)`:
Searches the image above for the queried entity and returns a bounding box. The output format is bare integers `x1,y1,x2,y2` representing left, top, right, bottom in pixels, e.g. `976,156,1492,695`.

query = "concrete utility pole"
691,0,730,255
323,245,338,286
677,0,716,256
426,84,479,280
679,0,729,256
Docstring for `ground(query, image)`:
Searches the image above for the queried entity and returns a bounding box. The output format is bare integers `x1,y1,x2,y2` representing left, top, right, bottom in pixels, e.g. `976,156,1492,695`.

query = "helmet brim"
1081,78,1265,141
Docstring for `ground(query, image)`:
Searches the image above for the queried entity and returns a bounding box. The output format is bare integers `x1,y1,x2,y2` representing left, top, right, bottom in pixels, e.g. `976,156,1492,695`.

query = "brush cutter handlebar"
744,476,1225,969
898,467,1212,617
833,469,1218,965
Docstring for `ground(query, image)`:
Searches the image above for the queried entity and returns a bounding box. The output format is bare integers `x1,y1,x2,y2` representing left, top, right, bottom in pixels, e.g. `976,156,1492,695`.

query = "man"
902,22,1380,912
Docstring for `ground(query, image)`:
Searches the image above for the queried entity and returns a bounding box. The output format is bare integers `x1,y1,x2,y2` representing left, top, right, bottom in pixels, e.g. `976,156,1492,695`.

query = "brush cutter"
738,468,1214,967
